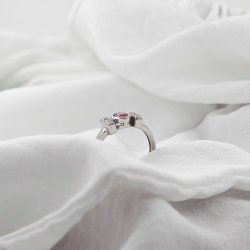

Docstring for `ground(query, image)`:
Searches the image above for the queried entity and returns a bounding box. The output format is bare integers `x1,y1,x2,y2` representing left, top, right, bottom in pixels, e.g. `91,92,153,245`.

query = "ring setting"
96,112,156,153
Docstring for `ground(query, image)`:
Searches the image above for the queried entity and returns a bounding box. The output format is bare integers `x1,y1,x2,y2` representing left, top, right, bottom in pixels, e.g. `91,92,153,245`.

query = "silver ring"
96,112,156,152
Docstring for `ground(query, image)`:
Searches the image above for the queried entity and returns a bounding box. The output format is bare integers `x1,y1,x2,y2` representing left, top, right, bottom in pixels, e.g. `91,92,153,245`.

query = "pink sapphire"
113,112,128,118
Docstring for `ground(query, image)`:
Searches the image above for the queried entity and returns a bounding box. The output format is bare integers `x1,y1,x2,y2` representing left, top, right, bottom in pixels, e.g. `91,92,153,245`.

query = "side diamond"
100,117,115,127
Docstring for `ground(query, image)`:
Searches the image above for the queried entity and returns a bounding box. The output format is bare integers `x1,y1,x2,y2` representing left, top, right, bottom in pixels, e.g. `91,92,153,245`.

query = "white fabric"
0,0,250,249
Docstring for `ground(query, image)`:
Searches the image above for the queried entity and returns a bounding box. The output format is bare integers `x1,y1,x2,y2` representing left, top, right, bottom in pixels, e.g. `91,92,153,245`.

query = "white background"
0,0,250,36
0,0,75,35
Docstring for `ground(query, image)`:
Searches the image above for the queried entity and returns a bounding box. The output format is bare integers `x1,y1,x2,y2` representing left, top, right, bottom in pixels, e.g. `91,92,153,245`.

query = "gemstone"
100,117,115,126
113,112,128,118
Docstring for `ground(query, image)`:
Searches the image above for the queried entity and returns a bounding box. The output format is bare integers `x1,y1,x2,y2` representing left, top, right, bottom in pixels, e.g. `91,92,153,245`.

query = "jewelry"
96,112,156,152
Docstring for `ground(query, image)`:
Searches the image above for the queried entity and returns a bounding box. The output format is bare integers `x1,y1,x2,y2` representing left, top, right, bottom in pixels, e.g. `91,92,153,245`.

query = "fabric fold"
0,0,250,249
0,134,250,249
69,0,250,103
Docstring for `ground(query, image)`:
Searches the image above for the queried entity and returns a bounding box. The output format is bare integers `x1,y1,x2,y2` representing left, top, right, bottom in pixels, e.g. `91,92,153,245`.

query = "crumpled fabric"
0,0,250,249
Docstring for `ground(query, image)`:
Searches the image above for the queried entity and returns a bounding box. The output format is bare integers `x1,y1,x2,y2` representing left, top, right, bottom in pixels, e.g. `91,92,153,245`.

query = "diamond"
100,117,115,127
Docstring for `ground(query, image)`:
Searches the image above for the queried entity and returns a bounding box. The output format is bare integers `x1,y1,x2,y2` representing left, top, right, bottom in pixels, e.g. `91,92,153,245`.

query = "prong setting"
100,117,117,135
129,112,143,128
100,112,143,134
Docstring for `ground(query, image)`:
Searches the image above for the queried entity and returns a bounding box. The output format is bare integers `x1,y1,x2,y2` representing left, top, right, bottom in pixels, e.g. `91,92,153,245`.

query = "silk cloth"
0,0,250,249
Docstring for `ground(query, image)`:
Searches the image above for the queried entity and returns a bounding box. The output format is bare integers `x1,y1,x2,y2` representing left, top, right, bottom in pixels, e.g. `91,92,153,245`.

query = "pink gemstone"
113,112,128,118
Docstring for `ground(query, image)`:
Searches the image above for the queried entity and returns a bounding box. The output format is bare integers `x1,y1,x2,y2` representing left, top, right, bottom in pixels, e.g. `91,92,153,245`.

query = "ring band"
96,112,156,152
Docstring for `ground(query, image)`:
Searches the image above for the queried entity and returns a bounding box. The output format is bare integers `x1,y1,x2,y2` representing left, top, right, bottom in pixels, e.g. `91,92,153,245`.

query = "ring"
96,112,156,152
